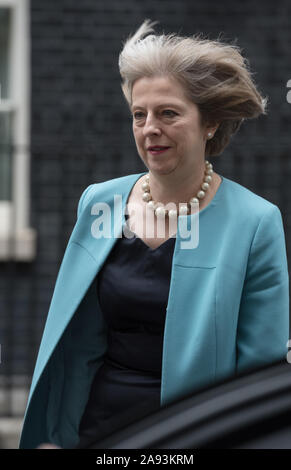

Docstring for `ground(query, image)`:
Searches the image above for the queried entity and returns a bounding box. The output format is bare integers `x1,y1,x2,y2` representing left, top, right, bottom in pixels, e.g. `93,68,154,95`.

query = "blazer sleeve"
236,204,290,374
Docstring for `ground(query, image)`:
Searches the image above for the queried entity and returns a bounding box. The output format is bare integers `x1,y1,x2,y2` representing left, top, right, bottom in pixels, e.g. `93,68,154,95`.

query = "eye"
162,110,177,117
133,112,145,120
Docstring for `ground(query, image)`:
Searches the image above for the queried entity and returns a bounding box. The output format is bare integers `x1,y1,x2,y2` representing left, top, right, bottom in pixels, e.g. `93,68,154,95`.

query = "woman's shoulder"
77,173,145,217
221,175,281,218
84,172,144,193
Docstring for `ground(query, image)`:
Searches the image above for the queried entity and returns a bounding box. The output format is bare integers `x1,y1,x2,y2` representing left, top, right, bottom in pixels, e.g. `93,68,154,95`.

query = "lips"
148,146,171,155
148,146,170,151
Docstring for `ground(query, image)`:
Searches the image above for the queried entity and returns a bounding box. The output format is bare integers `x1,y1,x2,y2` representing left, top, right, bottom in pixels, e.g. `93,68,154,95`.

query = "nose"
142,113,162,137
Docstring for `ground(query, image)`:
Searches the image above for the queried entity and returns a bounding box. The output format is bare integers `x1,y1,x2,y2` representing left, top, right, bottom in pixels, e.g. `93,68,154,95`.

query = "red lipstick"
148,146,170,155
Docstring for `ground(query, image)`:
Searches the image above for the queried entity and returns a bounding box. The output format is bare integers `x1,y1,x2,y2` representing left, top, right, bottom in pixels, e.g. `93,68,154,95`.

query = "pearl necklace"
141,161,213,218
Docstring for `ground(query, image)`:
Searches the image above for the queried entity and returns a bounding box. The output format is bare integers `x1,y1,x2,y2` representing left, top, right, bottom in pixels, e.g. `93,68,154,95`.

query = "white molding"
0,0,18,6
0,200,12,236
0,99,14,112
0,201,37,261
0,228,37,261
0,0,36,261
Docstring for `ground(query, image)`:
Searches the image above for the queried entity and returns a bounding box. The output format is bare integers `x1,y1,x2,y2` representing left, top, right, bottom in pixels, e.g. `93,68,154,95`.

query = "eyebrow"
131,102,184,112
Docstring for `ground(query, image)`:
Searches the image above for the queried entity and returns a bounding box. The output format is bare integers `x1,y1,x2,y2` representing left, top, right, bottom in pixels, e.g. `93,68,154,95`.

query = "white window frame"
0,0,36,261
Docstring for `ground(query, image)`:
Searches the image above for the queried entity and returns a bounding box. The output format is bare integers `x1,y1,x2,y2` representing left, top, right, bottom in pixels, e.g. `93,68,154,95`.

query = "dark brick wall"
0,0,291,410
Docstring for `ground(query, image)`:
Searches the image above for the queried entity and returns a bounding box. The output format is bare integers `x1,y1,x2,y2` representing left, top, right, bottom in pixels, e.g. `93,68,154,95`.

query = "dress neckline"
123,215,176,252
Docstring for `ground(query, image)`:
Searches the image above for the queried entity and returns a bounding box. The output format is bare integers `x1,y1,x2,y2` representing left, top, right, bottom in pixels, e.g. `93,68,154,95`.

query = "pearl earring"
207,132,212,139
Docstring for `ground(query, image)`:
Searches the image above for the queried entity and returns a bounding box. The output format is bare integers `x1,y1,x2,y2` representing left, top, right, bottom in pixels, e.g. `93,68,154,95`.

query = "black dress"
76,224,176,448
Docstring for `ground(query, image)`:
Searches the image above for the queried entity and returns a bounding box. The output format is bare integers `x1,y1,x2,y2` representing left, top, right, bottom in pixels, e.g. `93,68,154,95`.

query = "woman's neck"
147,165,207,207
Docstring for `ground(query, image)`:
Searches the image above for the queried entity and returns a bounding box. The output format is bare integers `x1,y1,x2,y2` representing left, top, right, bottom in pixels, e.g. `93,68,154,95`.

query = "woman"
19,20,289,449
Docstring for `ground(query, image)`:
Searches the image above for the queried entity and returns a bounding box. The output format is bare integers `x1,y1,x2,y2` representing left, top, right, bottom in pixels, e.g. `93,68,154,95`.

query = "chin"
147,167,173,177
148,163,179,177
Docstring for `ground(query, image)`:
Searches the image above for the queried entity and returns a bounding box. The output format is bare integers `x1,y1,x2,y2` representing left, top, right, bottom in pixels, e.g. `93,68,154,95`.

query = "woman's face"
131,75,210,177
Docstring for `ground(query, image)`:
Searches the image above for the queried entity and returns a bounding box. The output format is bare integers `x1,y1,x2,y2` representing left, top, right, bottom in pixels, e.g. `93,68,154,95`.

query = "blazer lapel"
27,173,145,405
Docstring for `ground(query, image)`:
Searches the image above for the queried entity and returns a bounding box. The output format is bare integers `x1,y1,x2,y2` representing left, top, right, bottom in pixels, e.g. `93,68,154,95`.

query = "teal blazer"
19,173,289,448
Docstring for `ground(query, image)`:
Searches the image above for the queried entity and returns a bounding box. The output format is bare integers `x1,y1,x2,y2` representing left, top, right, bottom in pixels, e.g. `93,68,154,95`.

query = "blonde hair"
118,20,268,157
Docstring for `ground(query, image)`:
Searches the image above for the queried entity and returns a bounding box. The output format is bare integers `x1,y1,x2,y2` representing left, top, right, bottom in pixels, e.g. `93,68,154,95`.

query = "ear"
206,123,220,139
